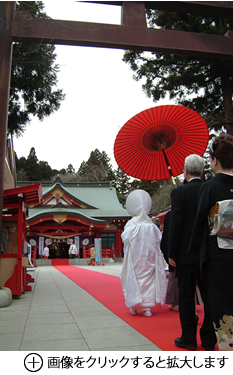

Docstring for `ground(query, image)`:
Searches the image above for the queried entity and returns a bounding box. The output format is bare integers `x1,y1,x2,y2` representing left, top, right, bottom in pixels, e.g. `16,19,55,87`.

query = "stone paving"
0,263,161,351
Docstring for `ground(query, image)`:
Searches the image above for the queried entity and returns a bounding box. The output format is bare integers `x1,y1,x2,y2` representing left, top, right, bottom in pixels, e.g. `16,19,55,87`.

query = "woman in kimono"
120,189,167,317
189,133,233,350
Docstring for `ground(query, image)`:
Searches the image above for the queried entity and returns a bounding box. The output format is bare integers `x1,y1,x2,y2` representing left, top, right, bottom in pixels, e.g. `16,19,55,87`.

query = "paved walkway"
0,263,161,351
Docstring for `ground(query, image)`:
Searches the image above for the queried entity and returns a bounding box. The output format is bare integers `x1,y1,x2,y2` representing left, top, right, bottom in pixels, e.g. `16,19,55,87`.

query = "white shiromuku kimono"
120,189,167,310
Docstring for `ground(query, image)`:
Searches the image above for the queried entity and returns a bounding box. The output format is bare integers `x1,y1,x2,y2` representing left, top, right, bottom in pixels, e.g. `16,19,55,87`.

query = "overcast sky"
13,1,172,173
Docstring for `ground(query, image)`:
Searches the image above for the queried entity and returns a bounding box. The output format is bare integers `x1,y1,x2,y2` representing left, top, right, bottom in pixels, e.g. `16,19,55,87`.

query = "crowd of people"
120,133,233,351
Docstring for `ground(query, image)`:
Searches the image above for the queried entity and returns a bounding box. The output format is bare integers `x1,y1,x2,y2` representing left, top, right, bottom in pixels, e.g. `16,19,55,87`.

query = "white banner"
39,236,44,256
74,236,80,256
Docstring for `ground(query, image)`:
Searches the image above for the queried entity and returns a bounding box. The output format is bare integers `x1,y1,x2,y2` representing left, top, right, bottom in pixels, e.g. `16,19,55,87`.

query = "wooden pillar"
95,230,100,239
0,2,15,257
121,1,147,27
17,195,23,295
116,229,123,258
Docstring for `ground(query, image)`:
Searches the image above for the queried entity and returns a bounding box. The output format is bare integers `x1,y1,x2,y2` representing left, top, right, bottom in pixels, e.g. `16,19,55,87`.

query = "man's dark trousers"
176,262,216,348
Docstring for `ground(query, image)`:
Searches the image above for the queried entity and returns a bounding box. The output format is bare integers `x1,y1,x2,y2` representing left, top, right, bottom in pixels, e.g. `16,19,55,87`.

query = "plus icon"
24,353,43,372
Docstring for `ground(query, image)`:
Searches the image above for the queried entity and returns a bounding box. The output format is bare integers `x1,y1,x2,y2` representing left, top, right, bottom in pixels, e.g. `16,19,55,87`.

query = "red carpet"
52,259,69,266
54,265,214,351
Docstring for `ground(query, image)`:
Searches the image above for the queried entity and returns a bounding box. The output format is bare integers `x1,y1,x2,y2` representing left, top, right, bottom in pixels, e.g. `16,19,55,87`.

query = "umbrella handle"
162,149,177,188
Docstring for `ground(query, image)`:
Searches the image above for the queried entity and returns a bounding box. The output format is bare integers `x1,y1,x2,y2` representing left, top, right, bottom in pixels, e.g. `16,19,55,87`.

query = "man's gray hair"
184,154,205,176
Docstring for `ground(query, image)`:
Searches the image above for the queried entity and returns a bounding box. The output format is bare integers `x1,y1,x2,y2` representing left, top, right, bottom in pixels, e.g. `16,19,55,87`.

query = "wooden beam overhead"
12,2,233,59
84,1,233,18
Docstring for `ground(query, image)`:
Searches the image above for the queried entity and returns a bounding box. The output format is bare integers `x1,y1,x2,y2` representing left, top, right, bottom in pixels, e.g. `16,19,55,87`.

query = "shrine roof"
27,205,110,224
41,182,97,209
17,180,130,220
27,205,129,221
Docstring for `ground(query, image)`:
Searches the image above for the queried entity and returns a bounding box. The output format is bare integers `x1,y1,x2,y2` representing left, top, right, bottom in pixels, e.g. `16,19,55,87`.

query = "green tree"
98,150,115,181
77,149,115,182
66,164,75,174
16,147,56,181
115,168,131,206
15,153,26,171
134,180,161,197
16,153,27,180
77,161,87,176
23,147,42,180
151,180,173,214
59,168,66,175
8,1,65,136
123,10,233,135
80,150,105,181
38,160,54,180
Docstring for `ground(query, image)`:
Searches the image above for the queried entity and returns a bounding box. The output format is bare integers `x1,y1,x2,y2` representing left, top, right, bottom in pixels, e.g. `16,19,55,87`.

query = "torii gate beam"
12,2,233,59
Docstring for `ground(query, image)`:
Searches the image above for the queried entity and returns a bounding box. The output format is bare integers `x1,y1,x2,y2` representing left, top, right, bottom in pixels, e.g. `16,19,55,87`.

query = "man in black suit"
168,154,216,350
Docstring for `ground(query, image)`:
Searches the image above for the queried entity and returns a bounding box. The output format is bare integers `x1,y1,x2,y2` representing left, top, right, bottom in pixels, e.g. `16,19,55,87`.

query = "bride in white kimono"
120,189,167,316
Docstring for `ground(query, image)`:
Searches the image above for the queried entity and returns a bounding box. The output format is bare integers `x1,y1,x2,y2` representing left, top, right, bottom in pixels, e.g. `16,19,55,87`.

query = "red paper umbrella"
114,105,209,184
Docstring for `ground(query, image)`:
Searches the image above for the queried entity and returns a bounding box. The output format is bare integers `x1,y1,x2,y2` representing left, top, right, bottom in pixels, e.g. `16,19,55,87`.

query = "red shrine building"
16,177,130,260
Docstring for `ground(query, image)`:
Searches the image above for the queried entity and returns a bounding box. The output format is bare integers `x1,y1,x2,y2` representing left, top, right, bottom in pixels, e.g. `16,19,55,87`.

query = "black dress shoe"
174,337,197,350
201,343,215,351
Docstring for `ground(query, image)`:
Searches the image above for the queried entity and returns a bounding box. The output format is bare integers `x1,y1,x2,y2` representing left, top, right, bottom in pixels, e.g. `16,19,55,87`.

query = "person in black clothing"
168,154,216,351
189,134,233,351
161,210,178,311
